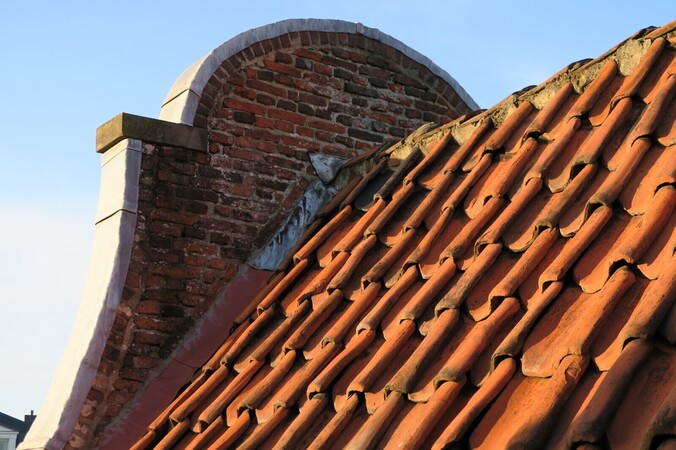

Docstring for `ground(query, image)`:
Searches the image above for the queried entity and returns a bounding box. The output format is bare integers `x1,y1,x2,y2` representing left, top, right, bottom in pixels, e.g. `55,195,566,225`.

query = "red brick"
235,136,257,149
256,140,276,153
173,241,219,256
181,295,203,307
245,128,280,143
151,265,202,280
229,72,246,86
279,33,292,48
87,388,104,403
198,217,258,236
255,116,275,129
297,103,315,116
211,120,246,136
133,316,175,333
175,186,220,203
299,92,328,107
209,133,234,149
233,111,256,124
248,79,287,98
186,281,211,296
348,51,368,63
314,63,333,76
281,135,320,151
256,70,274,81
207,258,232,270
294,79,334,98
113,379,142,392
261,39,274,53
127,342,159,358
134,331,165,345
129,356,160,370
295,57,312,71
223,99,265,115
101,344,120,362
120,368,148,382
233,86,256,100
214,205,266,223
321,55,357,72
276,99,296,111
263,154,305,171
251,41,265,56
136,301,162,316
273,120,295,133
282,178,310,210
268,108,306,125
220,246,251,260
320,144,357,159
275,51,293,64
293,48,323,62
274,72,295,87
274,167,297,181
256,177,288,192
348,127,384,143
263,58,302,77
153,210,195,226
224,146,265,162
308,119,346,133
336,135,354,148
256,93,275,105
296,126,314,138
315,130,336,143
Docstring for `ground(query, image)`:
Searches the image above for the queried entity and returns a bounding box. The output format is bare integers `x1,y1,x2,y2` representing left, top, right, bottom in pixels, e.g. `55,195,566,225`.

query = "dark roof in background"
0,411,26,432
0,411,34,444
130,21,676,449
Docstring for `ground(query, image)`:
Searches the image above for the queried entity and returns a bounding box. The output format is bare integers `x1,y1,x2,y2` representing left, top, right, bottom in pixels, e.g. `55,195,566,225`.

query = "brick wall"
69,29,472,448
69,136,315,447
198,30,471,157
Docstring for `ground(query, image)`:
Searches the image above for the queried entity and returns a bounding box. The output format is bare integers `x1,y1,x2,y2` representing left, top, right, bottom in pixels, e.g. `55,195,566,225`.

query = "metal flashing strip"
19,139,141,450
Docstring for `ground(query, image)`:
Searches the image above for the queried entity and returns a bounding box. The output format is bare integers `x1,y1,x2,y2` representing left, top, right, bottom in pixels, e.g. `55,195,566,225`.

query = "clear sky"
0,1,673,420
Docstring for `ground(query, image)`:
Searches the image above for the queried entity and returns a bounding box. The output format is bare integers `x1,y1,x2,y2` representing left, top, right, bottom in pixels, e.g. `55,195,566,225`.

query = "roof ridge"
365,21,675,169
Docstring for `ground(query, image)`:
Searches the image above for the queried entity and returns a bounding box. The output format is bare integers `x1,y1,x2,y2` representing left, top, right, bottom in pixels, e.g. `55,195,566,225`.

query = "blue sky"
0,1,672,420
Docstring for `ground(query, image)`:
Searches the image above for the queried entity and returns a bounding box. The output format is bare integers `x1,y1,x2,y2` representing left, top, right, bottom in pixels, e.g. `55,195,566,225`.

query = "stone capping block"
96,112,208,154
159,18,480,126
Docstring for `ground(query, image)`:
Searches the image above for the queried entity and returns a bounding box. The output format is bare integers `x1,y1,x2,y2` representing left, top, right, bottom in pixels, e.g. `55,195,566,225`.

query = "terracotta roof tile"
130,22,676,449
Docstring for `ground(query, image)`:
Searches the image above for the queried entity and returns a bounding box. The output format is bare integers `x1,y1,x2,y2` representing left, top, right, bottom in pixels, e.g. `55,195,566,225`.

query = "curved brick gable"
44,24,475,450
198,30,475,276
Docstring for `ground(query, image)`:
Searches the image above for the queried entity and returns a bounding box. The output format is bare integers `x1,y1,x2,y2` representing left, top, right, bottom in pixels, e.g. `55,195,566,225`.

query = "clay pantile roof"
132,22,676,449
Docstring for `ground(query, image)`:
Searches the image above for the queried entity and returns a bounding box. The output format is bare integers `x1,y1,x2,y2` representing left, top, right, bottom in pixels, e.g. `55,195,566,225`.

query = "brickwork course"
60,25,475,449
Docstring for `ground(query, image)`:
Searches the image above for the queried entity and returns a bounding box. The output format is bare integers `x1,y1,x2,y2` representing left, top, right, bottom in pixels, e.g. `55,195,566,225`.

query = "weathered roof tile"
131,20,676,449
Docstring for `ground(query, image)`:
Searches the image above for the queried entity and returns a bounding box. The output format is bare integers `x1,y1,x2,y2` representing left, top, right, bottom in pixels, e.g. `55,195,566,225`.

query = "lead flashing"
96,139,142,224
19,165,139,450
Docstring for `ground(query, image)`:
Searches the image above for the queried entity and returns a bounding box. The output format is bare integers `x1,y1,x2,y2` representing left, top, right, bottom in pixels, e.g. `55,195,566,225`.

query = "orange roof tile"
130,22,676,449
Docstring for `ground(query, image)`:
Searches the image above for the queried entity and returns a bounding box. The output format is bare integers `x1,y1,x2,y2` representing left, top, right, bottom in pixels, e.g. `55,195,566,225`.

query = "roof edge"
158,18,480,125
416,20,676,154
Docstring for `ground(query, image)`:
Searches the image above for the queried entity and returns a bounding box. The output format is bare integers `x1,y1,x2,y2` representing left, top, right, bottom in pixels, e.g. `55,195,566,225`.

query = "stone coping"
96,113,207,154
